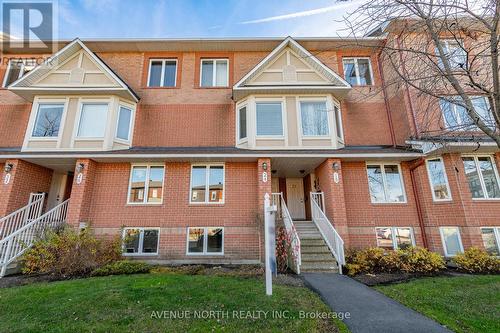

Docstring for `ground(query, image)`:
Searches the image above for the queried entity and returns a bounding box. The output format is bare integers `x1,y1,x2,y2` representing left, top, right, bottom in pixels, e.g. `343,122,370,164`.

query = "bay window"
32,103,64,137
128,165,165,204
426,158,452,201
256,102,283,136
122,227,159,255
77,103,108,138
300,101,329,136
116,105,133,141
190,164,225,204
238,105,247,141
366,164,406,203
187,227,224,255
462,156,500,199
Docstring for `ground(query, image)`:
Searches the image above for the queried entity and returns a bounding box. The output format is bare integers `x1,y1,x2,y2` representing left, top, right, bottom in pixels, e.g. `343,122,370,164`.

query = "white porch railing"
0,193,45,240
272,193,301,274
310,192,345,274
0,199,69,277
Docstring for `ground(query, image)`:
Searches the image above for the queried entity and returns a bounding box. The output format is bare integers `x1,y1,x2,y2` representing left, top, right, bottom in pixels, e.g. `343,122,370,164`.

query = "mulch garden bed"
351,269,466,286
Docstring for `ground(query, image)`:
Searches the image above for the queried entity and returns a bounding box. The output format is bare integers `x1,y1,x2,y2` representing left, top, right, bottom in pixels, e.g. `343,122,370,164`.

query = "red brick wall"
0,159,52,216
0,104,30,148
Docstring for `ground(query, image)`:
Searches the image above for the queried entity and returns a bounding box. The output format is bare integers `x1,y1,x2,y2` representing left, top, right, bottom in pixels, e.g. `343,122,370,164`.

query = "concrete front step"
300,238,326,246
302,253,336,261
301,262,338,272
301,245,332,254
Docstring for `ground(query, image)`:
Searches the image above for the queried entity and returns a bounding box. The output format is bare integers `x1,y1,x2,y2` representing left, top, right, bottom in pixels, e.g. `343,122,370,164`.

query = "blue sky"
55,0,366,39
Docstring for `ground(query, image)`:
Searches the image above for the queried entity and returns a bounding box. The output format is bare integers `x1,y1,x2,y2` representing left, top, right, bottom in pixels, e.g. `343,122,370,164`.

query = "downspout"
409,158,429,249
377,48,397,147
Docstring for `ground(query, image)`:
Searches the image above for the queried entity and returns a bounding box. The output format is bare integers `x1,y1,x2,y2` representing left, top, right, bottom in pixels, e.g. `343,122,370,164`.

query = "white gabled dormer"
233,37,350,150
9,39,139,152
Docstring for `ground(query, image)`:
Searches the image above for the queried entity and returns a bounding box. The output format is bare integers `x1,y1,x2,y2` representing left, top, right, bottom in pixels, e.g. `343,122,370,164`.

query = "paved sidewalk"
302,273,453,333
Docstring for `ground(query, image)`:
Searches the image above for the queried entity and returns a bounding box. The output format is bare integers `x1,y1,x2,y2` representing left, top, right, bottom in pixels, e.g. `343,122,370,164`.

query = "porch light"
262,162,268,171
76,163,85,173
4,163,13,173
332,162,340,171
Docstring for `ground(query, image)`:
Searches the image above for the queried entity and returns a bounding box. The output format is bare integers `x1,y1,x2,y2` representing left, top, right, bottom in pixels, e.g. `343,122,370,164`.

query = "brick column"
0,159,52,216
314,158,349,247
257,158,271,263
67,159,97,227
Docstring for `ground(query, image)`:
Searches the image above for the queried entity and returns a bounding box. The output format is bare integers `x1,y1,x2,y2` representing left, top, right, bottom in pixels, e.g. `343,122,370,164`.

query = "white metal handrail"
272,193,301,274
0,193,45,240
310,192,345,273
0,199,69,277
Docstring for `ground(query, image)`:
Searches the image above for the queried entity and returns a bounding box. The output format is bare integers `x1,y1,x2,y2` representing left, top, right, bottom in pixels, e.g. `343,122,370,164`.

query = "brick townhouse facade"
0,21,499,272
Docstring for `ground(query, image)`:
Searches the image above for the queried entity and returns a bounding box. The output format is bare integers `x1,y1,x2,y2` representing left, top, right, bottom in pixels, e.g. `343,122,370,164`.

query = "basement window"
439,227,464,257
376,227,415,250
187,227,224,255
480,227,500,255
122,227,159,255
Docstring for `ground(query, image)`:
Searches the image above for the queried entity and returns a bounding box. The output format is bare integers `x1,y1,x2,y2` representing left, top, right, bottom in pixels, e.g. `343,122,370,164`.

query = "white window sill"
186,252,224,256
189,202,225,206
302,135,331,140
126,202,163,206
370,201,408,205
472,198,500,201
29,136,59,141
74,137,105,141
256,136,285,140
122,253,159,257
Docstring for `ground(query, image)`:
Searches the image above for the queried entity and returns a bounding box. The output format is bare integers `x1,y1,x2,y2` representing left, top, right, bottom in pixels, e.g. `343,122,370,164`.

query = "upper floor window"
462,156,500,200
436,39,467,69
200,59,228,87
3,59,36,87
300,101,329,136
148,59,177,87
439,96,494,131
256,102,283,137
366,163,406,203
238,105,247,141
333,105,343,140
376,227,415,250
481,227,500,255
77,103,108,138
32,103,64,137
128,165,165,204
343,58,373,86
426,158,452,201
116,105,133,141
190,164,224,204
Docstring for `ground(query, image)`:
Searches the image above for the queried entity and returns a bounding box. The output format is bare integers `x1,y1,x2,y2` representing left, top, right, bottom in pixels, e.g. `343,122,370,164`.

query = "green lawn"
375,275,500,333
0,273,349,333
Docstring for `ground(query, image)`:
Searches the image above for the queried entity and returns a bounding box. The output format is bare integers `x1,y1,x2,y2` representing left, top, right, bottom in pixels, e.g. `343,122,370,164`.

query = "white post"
264,193,276,296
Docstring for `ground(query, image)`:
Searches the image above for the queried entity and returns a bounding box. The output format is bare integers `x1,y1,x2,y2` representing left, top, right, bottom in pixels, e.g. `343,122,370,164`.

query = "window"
187,227,224,255
436,39,467,69
122,228,159,255
3,59,36,87
439,227,464,256
481,227,500,255
148,59,177,87
200,59,228,87
238,105,247,141
334,105,343,139
366,164,406,203
343,58,373,86
462,156,500,199
256,102,283,136
32,103,64,137
376,227,415,250
116,105,132,141
300,101,329,136
426,158,452,201
439,96,494,131
128,165,165,204
77,103,108,138
190,165,224,204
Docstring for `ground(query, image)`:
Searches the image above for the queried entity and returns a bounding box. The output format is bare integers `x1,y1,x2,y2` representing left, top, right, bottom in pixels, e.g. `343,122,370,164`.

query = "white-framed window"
3,58,36,87
436,39,467,69
256,101,284,137
200,59,228,87
77,103,109,138
333,104,344,140
426,158,452,201
300,100,329,137
186,227,224,255
238,105,247,141
376,227,415,250
439,96,494,131
32,103,65,137
190,164,225,204
342,57,374,86
147,59,177,87
122,227,160,255
480,227,500,256
439,226,464,256
366,163,406,203
116,105,133,141
462,155,500,200
127,164,165,204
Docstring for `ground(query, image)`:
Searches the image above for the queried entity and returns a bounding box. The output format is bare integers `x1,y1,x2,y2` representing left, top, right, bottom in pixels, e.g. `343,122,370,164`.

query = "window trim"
30,101,67,140
186,227,225,256
237,104,248,144
199,58,229,88
480,227,500,255
75,100,110,139
114,103,135,143
342,57,375,86
462,154,500,201
255,99,285,139
122,227,160,256
189,163,225,205
439,226,464,257
425,157,452,202
366,162,407,204
297,97,331,138
375,227,415,250
127,163,166,205
147,58,178,88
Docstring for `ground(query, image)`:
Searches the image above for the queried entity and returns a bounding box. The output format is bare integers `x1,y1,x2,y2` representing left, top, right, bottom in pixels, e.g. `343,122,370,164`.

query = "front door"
47,172,68,209
286,178,306,220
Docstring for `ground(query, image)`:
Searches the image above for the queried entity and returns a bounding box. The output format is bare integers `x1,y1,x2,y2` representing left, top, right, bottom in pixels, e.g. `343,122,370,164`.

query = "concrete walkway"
302,273,453,333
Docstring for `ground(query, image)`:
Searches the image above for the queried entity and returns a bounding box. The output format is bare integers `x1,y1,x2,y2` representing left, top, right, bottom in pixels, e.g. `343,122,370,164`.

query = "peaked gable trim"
233,36,351,89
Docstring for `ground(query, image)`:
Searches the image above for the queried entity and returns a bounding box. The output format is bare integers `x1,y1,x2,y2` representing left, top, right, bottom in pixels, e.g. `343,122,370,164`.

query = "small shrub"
398,247,445,274
345,247,386,275
276,227,290,273
90,260,151,277
22,226,122,278
454,247,500,274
